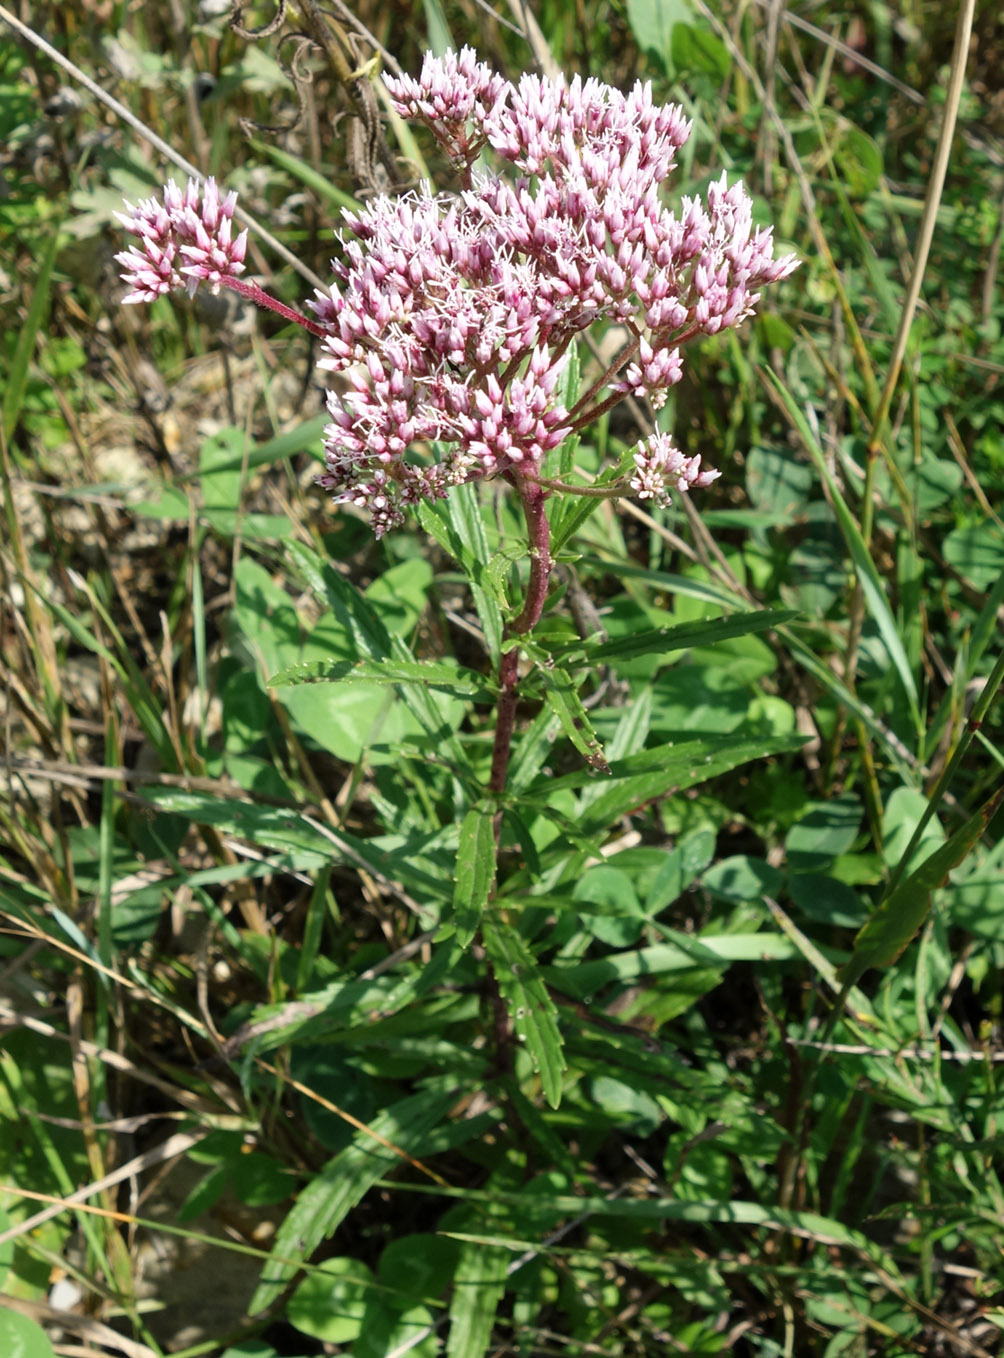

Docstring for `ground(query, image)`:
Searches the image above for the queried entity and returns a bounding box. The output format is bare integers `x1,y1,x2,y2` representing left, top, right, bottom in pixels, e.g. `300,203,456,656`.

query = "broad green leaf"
645,830,717,913
0,1310,54,1358
482,916,566,1108
250,1084,458,1313
574,866,644,946
287,1257,373,1342
785,797,862,871
671,21,730,81
943,522,1004,591
453,804,497,947
626,0,691,67
0,1208,12,1290
746,445,814,518
702,855,784,904
881,787,946,874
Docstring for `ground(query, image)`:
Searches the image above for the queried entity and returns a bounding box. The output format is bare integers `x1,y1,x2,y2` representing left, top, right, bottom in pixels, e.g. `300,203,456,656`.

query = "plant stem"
222,277,329,338
488,473,552,805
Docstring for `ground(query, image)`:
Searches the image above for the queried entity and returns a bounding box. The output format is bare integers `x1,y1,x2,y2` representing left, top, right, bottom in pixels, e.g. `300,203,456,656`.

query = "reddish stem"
222,276,329,338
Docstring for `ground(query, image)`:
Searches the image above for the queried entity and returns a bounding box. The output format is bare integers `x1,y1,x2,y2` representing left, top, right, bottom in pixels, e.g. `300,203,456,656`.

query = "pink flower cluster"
116,178,248,304
117,50,798,535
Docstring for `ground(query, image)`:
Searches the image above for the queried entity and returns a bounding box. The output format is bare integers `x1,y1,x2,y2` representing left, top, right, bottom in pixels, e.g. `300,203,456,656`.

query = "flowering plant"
117,50,798,1096
118,47,795,537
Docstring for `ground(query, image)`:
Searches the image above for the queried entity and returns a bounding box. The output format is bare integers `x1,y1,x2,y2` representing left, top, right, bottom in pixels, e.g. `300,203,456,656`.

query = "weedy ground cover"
1,2,1004,1356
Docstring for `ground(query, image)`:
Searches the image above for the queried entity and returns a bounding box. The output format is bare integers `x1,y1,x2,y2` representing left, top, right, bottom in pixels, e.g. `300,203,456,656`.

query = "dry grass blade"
0,1129,208,1248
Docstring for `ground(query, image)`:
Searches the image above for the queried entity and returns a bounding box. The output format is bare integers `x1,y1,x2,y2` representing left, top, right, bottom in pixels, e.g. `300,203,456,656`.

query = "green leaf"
2,220,62,448
420,485,504,663
287,1257,374,1342
453,805,497,948
626,0,691,66
881,787,946,874
525,734,807,836
702,855,784,904
943,522,1004,592
445,1239,508,1358
0,1209,13,1291
546,934,802,999
247,137,361,213
481,916,566,1108
671,22,730,81
573,866,644,946
268,656,496,700
832,123,884,198
535,660,610,772
785,797,862,871
250,1083,458,1313
566,608,798,666
0,1309,55,1358
843,788,1004,981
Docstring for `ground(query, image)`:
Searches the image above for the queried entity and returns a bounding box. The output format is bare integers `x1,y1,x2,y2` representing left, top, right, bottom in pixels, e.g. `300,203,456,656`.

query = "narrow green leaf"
576,608,798,665
535,662,610,773
843,787,1004,982
453,805,497,948
268,656,496,699
250,1083,457,1314
247,137,361,213
420,485,504,663
546,934,801,998
174,414,328,482
523,734,807,834
3,221,62,447
139,789,450,906
481,916,566,1108
445,1240,508,1358
286,541,394,662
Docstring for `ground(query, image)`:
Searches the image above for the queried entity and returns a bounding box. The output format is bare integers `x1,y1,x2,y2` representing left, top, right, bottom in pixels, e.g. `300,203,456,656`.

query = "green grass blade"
764,367,922,734
2,221,62,448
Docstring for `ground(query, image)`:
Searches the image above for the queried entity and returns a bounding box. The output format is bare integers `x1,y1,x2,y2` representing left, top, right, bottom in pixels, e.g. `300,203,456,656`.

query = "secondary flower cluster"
118,48,797,535
116,177,248,304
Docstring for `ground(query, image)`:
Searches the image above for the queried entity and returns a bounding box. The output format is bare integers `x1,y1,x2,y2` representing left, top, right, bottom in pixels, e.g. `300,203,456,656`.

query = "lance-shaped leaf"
268,656,497,701
453,804,498,948
250,1083,457,1314
842,786,1004,984
482,916,566,1109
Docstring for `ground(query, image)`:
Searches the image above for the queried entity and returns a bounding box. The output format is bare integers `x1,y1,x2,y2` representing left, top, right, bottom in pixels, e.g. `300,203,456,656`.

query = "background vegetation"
2,0,1004,1354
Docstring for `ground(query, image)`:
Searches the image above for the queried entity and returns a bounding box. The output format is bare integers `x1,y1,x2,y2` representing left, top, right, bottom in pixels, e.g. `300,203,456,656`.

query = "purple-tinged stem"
221,277,329,338
489,473,552,806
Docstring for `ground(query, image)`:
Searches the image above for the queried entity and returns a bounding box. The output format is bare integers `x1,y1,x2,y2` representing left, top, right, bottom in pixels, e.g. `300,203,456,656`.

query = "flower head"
629,432,719,508
116,177,248,304
118,53,798,535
